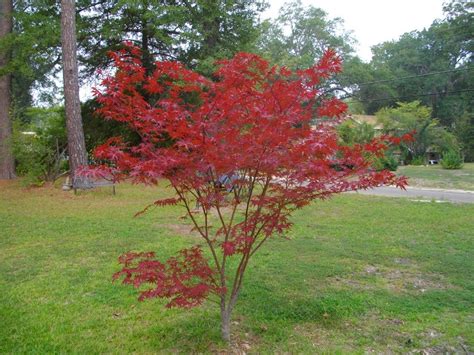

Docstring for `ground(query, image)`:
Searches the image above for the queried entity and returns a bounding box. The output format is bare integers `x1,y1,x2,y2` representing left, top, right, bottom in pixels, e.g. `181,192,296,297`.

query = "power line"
352,67,473,87
355,88,474,104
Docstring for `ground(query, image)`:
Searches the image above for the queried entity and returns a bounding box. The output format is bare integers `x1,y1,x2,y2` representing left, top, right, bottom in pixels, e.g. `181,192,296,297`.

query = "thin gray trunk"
220,306,231,343
0,0,15,179
60,0,87,183
220,289,240,342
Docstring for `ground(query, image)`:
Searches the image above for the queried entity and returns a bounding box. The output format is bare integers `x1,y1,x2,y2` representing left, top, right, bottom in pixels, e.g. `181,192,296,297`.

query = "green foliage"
337,120,375,146
376,101,460,163
6,0,62,111
81,99,140,151
374,154,399,171
441,149,464,169
336,120,397,171
12,107,68,185
344,98,366,115
357,9,473,121
78,0,267,77
258,0,355,70
454,112,474,162
349,0,473,160
410,156,426,166
3,0,267,110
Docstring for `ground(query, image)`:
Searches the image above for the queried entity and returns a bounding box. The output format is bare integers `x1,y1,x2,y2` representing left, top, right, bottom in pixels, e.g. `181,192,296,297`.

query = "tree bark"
220,288,241,342
60,0,87,184
0,0,15,179
220,305,231,343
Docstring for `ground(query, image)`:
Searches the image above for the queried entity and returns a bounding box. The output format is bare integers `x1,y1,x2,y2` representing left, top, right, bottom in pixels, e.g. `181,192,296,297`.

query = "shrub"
374,154,399,171
441,150,463,169
411,156,425,166
13,107,68,185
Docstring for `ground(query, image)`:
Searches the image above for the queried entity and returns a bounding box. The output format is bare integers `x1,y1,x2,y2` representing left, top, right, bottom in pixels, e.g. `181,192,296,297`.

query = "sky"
262,0,446,62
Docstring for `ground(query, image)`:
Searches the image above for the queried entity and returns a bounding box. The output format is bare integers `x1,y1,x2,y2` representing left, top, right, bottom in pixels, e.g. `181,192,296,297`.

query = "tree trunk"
141,11,153,76
0,0,15,179
220,289,241,342
60,0,87,184
220,306,231,343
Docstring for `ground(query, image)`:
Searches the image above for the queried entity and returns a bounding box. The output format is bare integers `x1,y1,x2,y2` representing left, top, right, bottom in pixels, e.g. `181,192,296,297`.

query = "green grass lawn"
398,163,474,191
1,181,473,353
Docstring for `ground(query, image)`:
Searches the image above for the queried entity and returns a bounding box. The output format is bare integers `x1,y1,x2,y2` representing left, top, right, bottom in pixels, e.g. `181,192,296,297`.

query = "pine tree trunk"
0,0,15,179
60,0,87,184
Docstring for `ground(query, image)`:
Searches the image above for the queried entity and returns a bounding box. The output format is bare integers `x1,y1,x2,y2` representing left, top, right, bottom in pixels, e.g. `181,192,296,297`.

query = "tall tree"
257,0,365,100
180,0,267,74
0,0,15,179
355,0,473,118
258,0,355,70
348,0,473,159
11,0,62,113
1,0,266,117
78,0,267,76
60,0,87,183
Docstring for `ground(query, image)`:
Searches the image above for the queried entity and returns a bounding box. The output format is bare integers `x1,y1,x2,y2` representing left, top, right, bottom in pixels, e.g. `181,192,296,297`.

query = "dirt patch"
412,332,472,354
394,257,412,265
293,323,364,352
409,344,470,354
209,317,261,354
330,261,458,294
0,179,15,188
209,205,240,219
329,275,374,291
373,267,456,293
158,223,202,238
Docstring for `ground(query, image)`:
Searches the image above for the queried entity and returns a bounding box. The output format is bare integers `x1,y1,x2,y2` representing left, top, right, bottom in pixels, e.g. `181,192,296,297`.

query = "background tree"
258,0,354,69
348,0,473,160
2,0,267,114
0,0,268,184
179,0,267,75
376,101,459,163
0,0,14,179
7,0,62,119
337,120,375,146
78,0,267,77
257,0,376,101
61,0,87,182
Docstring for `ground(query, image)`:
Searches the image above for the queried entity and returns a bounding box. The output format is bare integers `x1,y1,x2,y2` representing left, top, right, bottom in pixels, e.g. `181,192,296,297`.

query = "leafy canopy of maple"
87,45,408,324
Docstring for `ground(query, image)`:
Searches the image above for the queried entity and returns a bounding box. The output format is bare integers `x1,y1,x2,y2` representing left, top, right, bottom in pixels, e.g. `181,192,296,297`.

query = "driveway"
352,186,474,204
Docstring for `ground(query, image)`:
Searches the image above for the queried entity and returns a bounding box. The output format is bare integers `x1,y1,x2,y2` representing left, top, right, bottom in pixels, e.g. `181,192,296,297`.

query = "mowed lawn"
397,163,474,191
1,181,473,353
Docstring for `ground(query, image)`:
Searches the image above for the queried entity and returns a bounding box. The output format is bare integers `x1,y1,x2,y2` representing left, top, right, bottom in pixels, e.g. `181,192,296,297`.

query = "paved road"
352,186,474,204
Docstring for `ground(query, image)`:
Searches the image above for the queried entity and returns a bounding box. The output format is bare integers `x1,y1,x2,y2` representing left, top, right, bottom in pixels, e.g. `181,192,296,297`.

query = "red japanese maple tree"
86,45,408,342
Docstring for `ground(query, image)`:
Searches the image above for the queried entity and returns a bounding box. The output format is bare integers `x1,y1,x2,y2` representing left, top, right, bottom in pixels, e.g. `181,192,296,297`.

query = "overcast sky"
262,0,446,62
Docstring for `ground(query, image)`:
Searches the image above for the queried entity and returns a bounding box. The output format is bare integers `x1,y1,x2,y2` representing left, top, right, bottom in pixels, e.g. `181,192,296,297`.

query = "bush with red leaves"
86,45,409,341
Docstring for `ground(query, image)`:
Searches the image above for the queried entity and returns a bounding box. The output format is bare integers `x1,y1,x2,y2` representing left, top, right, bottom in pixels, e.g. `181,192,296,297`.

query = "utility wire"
355,88,474,103
351,67,473,87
